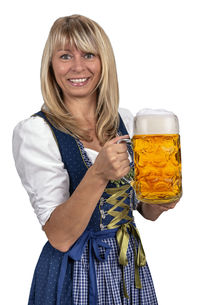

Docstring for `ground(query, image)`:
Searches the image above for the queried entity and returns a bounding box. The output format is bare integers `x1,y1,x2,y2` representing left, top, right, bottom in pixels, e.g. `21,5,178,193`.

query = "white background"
1,0,200,304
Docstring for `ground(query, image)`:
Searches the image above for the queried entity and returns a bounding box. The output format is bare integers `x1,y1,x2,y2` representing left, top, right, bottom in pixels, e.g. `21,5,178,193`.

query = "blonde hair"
41,14,120,145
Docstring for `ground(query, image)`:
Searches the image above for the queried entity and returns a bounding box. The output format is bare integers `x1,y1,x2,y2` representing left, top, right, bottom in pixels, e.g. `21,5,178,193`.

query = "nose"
71,56,86,73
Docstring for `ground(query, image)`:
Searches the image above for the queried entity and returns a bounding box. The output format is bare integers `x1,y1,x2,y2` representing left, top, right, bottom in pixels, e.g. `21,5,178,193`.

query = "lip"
67,77,91,87
68,77,91,80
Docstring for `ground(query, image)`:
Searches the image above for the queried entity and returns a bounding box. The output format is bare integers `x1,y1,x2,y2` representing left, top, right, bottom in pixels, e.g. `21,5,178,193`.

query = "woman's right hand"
92,135,131,183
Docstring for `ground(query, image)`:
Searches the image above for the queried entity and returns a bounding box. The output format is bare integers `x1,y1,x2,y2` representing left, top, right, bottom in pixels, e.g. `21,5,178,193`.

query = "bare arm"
43,135,130,252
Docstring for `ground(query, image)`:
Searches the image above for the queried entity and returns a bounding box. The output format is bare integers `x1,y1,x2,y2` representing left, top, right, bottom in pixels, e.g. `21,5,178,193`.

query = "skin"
51,45,101,124
137,200,180,221
43,44,179,252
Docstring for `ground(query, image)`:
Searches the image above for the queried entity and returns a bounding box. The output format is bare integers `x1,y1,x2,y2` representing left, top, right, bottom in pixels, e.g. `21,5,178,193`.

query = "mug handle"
116,138,132,145
116,138,133,184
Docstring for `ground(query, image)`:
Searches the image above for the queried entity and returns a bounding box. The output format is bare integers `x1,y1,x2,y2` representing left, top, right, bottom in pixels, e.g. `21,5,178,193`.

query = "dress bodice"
33,111,136,232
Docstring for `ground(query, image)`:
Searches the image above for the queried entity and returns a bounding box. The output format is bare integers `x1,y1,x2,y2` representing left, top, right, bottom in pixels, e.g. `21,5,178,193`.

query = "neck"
64,93,97,124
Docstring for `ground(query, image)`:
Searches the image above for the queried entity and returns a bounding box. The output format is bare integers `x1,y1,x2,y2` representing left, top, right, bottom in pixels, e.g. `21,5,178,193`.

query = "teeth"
69,78,88,83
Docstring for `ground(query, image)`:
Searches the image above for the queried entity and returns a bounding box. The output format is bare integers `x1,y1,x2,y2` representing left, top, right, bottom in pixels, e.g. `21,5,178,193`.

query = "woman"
12,15,178,305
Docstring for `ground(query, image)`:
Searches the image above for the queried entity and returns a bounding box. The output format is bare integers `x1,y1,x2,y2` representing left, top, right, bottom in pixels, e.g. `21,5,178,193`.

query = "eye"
84,53,95,59
60,54,72,60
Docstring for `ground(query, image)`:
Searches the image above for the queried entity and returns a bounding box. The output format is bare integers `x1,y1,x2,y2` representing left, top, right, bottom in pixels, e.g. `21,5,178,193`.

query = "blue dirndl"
27,111,158,305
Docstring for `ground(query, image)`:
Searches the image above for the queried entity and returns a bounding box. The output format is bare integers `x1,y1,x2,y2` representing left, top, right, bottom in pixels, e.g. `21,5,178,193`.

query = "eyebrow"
55,48,96,55
57,49,72,52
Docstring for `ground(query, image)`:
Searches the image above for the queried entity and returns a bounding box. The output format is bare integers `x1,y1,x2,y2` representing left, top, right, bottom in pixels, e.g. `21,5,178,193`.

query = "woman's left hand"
137,199,180,221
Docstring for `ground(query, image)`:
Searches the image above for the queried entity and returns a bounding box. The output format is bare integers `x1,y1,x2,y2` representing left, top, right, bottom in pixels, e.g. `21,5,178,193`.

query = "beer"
132,109,182,204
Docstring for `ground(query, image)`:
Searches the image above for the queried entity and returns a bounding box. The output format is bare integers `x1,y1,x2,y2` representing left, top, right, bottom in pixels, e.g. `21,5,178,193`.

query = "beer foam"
136,108,174,116
134,108,179,135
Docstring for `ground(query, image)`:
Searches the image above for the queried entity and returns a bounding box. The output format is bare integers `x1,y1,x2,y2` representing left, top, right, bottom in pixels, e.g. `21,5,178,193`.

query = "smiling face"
51,45,102,102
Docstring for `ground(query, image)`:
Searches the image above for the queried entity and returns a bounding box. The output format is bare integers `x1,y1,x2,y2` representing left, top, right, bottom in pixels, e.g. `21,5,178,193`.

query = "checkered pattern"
73,234,158,305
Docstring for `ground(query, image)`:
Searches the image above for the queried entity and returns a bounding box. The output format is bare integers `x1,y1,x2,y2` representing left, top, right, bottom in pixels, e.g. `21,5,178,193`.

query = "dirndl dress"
27,111,158,305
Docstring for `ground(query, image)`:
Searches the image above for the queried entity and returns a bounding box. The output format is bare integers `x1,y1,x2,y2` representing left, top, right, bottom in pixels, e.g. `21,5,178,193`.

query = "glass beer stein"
120,109,182,204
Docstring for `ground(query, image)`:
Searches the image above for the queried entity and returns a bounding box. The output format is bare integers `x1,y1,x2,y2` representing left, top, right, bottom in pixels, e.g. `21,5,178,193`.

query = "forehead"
54,43,80,53
52,33,98,55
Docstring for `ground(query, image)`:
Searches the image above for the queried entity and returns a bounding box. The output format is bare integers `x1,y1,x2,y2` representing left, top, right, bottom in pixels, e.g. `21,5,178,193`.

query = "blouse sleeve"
118,107,134,138
12,115,70,228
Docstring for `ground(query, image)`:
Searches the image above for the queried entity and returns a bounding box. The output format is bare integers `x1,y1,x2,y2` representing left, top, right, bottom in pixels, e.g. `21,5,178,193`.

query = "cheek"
97,60,102,77
52,66,68,89
93,61,102,78
52,58,67,78
53,65,66,77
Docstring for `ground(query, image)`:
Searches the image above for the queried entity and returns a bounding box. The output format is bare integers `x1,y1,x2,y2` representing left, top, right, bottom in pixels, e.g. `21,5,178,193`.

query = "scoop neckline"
75,132,123,169
84,147,99,154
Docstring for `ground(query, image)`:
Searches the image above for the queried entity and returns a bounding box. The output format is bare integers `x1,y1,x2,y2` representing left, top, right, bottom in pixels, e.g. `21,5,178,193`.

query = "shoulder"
13,115,52,139
119,107,134,119
12,115,56,149
118,107,134,138
12,114,60,161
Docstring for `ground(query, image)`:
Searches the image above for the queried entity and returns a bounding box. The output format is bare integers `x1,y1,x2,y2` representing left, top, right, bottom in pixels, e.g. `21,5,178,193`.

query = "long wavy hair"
41,14,120,145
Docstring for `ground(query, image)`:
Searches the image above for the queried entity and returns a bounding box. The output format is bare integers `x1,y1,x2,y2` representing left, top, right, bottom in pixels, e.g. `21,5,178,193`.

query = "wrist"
88,165,109,187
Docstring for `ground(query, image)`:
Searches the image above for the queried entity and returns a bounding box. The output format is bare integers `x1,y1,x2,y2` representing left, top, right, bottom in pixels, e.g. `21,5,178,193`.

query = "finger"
108,143,128,154
116,138,132,144
105,135,130,146
117,151,129,161
147,203,169,210
116,143,129,153
121,163,131,176
159,200,179,209
118,159,130,169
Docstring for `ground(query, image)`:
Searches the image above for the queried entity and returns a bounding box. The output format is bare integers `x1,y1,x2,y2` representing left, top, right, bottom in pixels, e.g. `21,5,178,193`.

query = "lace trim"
75,138,93,169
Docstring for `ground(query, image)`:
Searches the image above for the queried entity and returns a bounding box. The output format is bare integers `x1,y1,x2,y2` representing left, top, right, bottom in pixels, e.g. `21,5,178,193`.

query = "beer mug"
132,109,182,204
120,109,182,204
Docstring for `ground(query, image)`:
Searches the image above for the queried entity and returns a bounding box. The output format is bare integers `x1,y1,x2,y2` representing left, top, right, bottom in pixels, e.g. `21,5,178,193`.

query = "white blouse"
12,107,134,228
